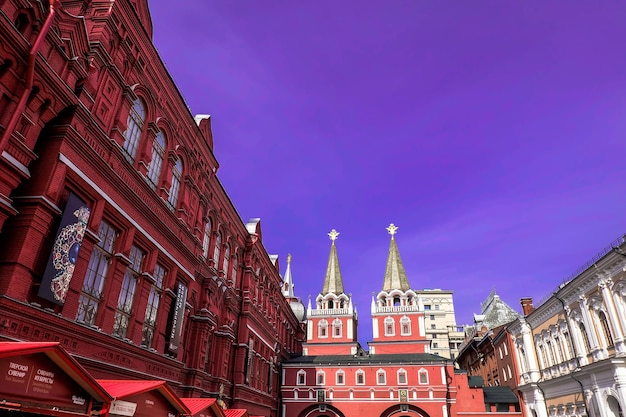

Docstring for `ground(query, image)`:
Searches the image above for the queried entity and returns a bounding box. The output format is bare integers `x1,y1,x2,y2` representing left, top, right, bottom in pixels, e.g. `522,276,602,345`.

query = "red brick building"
456,291,523,414
0,1,302,416
281,226,523,417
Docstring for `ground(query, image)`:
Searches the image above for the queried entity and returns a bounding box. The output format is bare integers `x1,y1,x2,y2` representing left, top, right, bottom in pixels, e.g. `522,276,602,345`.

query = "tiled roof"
181,398,219,416
468,375,484,387
483,386,519,404
223,409,247,417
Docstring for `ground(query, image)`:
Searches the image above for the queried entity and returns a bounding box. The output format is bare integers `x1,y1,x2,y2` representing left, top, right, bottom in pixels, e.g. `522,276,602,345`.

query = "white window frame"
397,368,407,385
332,318,343,338
356,369,365,385
384,316,395,336
316,370,325,386
336,370,345,385
376,368,386,385
400,315,411,336
297,369,306,385
318,319,328,338
418,368,429,385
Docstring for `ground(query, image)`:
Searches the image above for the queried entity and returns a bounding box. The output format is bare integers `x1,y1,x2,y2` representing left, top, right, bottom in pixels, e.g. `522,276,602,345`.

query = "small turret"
281,254,306,322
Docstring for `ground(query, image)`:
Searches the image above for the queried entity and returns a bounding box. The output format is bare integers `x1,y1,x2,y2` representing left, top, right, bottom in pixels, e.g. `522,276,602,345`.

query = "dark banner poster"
0,353,91,413
38,193,91,305
168,282,187,353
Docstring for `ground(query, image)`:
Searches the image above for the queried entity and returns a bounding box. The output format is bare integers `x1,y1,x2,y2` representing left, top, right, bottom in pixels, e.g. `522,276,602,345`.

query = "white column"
600,278,626,354
579,295,604,361
533,386,549,417
521,320,540,382
612,281,626,338
565,306,588,366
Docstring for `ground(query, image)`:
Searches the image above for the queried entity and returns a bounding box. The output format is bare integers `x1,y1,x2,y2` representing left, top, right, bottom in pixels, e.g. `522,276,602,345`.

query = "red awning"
97,379,190,415
181,398,224,417
0,342,111,402
223,409,248,417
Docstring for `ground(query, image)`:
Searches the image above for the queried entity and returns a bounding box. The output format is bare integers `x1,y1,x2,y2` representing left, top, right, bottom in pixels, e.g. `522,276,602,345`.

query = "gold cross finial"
287,253,292,264
386,223,398,236
328,229,340,241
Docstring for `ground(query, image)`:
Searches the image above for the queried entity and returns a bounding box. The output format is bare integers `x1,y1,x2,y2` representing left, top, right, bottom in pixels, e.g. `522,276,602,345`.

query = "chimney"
520,297,534,316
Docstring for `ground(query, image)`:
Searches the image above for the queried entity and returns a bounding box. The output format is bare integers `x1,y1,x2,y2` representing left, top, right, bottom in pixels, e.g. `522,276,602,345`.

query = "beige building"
417,289,465,359
508,235,626,417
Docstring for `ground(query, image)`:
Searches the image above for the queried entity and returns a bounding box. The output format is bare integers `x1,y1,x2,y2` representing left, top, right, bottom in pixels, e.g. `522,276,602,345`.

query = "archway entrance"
380,404,431,417
298,404,345,417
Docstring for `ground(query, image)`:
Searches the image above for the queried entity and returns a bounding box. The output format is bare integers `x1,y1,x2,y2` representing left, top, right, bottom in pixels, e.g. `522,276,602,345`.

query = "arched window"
336,370,345,385
297,369,306,385
546,340,556,365
599,311,614,347
384,317,395,336
562,331,574,358
607,395,624,417
168,158,182,209
376,369,386,385
202,220,212,259
223,243,230,273
123,98,146,162
555,336,564,362
213,231,222,266
397,368,407,385
519,347,529,372
355,369,365,385
231,252,238,286
332,318,342,338
579,322,591,353
400,316,411,336
146,131,165,189
418,368,428,384
316,370,325,385
318,319,328,338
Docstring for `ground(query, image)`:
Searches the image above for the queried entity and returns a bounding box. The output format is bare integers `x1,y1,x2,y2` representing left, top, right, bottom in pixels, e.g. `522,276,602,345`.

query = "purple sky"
149,1,626,345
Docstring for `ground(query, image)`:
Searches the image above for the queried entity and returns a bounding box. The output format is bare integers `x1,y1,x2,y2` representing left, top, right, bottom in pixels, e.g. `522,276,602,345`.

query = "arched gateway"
380,403,431,417
298,403,346,417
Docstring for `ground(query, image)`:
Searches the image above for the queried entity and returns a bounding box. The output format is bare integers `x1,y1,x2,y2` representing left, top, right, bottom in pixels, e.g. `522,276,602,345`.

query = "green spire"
382,224,410,291
322,229,344,295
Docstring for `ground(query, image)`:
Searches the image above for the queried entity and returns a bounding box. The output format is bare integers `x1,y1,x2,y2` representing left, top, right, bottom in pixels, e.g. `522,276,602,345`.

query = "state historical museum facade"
0,1,303,416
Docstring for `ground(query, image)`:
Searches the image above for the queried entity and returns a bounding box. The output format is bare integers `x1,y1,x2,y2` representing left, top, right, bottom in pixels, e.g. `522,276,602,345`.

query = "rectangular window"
434,304,440,310
76,221,117,326
298,373,305,385
337,373,344,385
430,315,435,320
113,245,145,338
424,305,431,310
398,372,407,384
419,370,428,384
356,373,365,385
377,372,386,385
431,324,436,329
142,263,166,347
